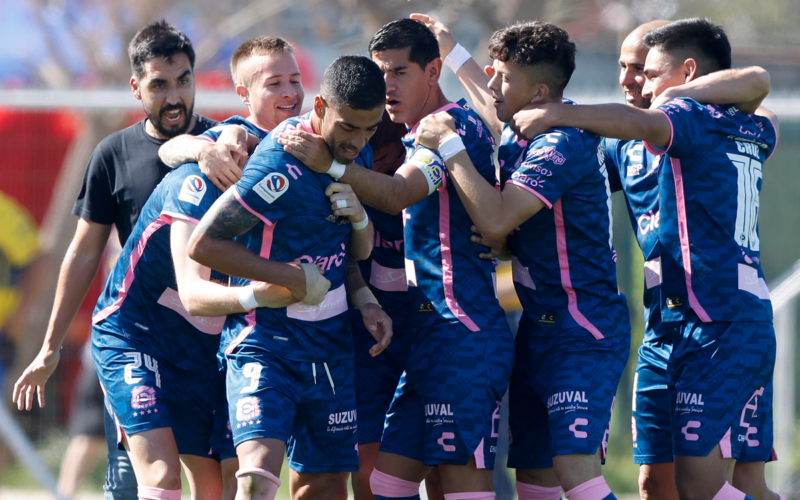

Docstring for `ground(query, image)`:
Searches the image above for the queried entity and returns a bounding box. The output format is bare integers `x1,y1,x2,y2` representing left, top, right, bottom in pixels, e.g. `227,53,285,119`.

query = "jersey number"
240,362,262,394
728,153,761,251
123,352,161,388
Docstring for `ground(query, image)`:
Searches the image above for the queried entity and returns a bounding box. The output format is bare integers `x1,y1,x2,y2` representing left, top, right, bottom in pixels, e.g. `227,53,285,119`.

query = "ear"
236,84,249,106
529,83,550,104
314,95,326,119
484,65,496,78
427,58,443,86
130,76,141,101
683,58,699,83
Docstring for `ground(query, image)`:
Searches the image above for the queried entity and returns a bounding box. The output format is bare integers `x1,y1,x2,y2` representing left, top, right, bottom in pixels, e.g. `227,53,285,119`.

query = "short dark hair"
643,18,731,74
230,36,293,86
320,55,386,111
368,18,440,70
488,22,576,96
129,20,195,78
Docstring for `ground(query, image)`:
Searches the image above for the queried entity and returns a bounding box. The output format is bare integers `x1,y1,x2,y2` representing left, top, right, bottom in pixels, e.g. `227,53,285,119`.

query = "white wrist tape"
408,147,445,196
444,43,472,73
438,133,466,162
301,263,331,305
351,213,369,230
238,285,259,311
352,286,380,310
326,160,347,180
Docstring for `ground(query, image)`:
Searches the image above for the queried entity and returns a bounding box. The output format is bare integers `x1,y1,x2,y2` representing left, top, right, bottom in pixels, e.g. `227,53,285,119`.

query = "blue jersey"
92,165,225,372
201,115,270,143
358,205,408,315
498,116,629,340
223,113,373,362
646,98,778,323
402,99,506,332
602,138,666,335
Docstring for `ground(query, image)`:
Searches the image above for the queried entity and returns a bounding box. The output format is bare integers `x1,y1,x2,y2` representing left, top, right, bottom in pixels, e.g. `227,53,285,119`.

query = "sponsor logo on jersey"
131,386,157,409
254,173,290,204
676,392,705,406
637,210,660,235
178,175,207,206
328,410,357,425
666,296,684,310
425,404,454,417
529,145,566,165
437,432,456,452
538,313,556,325
547,391,589,409
236,396,261,422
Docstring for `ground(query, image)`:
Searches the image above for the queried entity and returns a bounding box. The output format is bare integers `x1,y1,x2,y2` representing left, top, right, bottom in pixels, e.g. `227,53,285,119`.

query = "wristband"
301,263,331,305
351,213,369,230
326,160,347,180
352,286,380,310
444,43,472,73
237,285,259,311
438,133,466,162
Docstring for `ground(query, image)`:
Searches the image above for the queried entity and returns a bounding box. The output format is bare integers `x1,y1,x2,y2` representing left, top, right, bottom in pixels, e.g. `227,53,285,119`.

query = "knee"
143,465,182,490
293,473,339,500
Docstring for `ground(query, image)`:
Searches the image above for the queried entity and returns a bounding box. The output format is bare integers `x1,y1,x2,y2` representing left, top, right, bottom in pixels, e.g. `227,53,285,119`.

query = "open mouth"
386,98,401,111
277,102,298,113
163,108,183,125
340,148,359,160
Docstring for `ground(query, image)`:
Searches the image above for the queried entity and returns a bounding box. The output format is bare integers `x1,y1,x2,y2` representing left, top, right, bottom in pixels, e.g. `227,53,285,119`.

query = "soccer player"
12,21,224,500
159,36,305,181
188,55,389,500
278,19,513,500
501,18,780,500
414,20,629,500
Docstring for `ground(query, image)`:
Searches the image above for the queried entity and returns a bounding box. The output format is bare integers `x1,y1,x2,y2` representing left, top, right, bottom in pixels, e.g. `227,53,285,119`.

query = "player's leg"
235,438,286,500
423,467,445,500
732,380,781,500
732,462,782,500
221,458,240,500
671,316,775,500
124,428,182,490
639,464,678,500
180,455,223,500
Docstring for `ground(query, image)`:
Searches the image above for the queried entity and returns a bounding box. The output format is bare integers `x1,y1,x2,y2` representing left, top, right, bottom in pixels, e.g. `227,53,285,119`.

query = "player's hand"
197,142,245,191
649,89,676,110
360,303,393,357
471,226,511,260
216,125,251,169
509,103,558,140
286,262,331,305
278,129,334,173
410,14,457,57
13,349,60,410
415,112,457,150
326,183,367,225
252,282,298,308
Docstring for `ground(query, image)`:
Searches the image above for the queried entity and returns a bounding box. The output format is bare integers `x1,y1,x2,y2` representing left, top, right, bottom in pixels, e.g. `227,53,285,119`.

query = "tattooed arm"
188,189,308,299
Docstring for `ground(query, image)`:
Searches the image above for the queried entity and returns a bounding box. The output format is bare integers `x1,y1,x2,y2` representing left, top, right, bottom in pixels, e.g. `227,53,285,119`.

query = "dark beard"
146,102,194,138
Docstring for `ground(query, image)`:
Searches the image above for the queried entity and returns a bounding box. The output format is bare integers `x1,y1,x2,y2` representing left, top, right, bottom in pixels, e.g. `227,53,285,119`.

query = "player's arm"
416,112,543,240
171,219,296,317
345,259,392,357
411,13,504,136
510,103,672,148
326,182,374,260
651,67,770,114
278,129,432,215
13,219,111,410
187,189,313,301
158,130,248,190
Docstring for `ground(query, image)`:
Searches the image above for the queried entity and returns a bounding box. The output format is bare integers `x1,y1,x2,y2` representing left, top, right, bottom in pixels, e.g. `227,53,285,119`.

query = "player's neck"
309,111,323,136
408,86,449,128
145,114,197,140
247,115,271,133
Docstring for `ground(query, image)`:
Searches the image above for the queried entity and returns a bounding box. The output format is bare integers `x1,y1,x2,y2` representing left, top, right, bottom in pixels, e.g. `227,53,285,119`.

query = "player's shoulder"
448,99,489,139
356,143,373,169
95,121,143,153
658,97,707,116
191,114,219,134
162,164,220,207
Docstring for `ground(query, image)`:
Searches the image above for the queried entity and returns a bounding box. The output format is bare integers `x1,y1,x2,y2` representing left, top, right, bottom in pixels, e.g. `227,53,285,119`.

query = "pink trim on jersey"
553,200,604,339
297,118,314,134
286,285,347,321
224,222,276,354
671,158,712,322
771,447,778,462
156,288,225,335
233,186,273,226
369,261,408,292
199,135,215,143
765,118,779,161
474,438,486,469
409,102,462,135
245,117,270,135
438,187,479,332
508,180,553,209
719,427,733,458
92,217,169,324
160,211,200,225
644,108,675,156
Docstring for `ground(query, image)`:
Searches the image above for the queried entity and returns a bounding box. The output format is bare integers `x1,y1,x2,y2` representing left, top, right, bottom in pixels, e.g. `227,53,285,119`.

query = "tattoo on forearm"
198,190,260,240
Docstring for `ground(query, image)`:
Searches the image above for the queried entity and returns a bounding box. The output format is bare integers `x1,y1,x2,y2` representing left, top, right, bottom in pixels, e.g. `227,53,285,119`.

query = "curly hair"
488,22,576,95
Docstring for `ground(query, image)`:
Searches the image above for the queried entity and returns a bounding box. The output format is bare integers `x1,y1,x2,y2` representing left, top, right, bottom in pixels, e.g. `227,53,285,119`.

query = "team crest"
236,396,262,421
254,173,290,204
178,175,207,206
131,386,157,409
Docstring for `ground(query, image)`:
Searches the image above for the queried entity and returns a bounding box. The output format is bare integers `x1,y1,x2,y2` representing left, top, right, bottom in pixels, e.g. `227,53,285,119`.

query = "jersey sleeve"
233,150,299,225
507,131,586,209
0,194,40,267
601,138,623,193
645,97,709,158
161,168,223,224
199,125,224,143
72,139,118,225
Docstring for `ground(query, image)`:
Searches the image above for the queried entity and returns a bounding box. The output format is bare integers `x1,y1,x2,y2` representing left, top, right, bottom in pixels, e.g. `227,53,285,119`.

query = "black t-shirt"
72,116,217,246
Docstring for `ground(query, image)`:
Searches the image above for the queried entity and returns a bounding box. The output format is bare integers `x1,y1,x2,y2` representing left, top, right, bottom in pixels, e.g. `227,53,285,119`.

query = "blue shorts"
92,329,221,459
632,321,677,465
351,308,412,445
210,364,236,461
380,324,514,469
670,311,775,459
507,317,629,470
225,348,358,473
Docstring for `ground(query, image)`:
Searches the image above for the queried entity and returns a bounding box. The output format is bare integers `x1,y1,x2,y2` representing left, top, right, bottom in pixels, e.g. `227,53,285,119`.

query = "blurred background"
0,0,798,498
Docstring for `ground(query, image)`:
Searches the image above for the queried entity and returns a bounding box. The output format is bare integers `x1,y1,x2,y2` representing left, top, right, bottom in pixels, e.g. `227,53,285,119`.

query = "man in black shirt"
13,20,221,500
